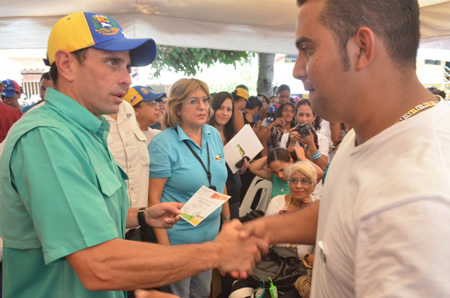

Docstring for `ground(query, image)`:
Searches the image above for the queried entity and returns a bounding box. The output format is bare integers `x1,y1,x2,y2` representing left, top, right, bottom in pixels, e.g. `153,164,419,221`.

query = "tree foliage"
151,45,252,77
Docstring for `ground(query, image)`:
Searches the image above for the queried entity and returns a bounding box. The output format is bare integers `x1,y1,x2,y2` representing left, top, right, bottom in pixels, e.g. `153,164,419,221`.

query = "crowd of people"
1,0,450,297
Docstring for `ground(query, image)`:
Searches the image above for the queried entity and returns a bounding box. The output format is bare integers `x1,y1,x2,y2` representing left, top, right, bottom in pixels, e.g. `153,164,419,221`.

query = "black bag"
250,246,308,292
228,246,308,297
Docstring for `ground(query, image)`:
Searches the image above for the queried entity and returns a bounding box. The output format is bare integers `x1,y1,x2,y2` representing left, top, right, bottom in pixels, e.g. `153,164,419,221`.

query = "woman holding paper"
208,91,249,220
148,78,227,298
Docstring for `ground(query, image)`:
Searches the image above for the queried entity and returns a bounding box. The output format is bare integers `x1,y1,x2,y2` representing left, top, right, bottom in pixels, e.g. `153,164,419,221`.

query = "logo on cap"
129,95,139,104
140,87,150,95
91,14,120,36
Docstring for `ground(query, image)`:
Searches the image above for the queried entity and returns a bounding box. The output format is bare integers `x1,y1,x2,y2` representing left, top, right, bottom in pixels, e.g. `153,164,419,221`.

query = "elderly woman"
148,78,227,297
229,161,317,298
249,147,323,198
265,161,318,258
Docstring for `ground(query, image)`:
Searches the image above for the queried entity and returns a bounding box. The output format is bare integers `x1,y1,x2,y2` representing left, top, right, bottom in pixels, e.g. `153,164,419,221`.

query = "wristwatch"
138,207,146,227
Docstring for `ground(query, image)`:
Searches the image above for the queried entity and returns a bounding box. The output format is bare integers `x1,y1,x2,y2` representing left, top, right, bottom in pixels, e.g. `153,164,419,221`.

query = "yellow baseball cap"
45,12,157,67
236,87,249,100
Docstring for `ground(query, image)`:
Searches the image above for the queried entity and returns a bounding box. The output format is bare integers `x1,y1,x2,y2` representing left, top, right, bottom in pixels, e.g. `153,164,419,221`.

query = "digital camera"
296,123,311,137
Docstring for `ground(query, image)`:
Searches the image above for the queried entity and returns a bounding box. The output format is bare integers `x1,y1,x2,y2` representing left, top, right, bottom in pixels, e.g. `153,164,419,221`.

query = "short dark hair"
49,48,88,85
297,0,420,70
277,84,290,95
40,72,51,83
427,86,447,99
258,93,270,104
246,96,263,109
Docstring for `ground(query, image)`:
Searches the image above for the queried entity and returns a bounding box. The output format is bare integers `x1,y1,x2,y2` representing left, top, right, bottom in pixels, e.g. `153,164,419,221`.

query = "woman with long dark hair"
208,91,247,219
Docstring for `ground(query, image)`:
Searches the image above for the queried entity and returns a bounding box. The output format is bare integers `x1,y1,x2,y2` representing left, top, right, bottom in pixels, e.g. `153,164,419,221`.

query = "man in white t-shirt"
241,0,450,297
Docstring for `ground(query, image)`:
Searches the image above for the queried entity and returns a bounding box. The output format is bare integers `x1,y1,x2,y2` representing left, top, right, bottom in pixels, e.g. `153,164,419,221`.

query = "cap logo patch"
129,95,138,104
91,14,120,36
141,88,149,95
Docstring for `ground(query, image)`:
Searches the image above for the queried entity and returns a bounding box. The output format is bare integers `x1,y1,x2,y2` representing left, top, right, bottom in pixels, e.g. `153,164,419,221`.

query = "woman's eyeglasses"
183,96,211,106
289,178,313,186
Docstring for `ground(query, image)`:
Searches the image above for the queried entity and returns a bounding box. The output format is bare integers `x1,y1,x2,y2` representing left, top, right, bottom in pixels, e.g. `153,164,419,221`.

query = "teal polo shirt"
0,88,129,298
149,124,227,245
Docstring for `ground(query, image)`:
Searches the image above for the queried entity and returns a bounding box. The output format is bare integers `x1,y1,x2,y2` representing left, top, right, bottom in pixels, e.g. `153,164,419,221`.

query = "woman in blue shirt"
148,78,227,298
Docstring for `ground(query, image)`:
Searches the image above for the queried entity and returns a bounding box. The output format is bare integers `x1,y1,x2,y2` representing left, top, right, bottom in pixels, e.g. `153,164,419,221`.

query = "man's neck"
140,123,151,131
352,82,436,145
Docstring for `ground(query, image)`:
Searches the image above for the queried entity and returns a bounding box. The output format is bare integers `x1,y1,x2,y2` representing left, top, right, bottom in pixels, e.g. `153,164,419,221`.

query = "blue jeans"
161,269,211,298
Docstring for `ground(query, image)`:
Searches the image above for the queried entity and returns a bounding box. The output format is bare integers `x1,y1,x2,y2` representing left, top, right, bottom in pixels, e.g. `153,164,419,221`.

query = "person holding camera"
259,102,297,153
279,99,330,197
282,99,329,172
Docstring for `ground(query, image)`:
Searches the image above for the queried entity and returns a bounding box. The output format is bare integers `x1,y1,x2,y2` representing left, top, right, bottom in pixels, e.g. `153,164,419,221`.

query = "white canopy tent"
1,0,450,55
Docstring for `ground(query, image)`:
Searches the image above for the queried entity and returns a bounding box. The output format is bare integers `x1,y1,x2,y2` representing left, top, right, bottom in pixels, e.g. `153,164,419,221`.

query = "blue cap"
46,12,157,67
1,79,20,98
124,85,166,106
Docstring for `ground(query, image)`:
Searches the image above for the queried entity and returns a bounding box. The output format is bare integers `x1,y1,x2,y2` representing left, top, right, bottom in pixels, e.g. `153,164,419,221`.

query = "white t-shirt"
317,119,331,142
312,100,450,297
266,194,315,257
142,127,161,146
105,101,150,210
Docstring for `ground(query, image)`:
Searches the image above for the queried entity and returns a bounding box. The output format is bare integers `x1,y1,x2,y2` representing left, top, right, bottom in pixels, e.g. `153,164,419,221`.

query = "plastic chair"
239,176,273,217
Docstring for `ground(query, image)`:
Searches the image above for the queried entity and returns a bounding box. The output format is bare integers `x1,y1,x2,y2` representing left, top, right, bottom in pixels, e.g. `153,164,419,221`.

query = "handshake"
133,219,271,298
146,202,271,278
134,203,276,297
146,202,271,277
213,219,270,279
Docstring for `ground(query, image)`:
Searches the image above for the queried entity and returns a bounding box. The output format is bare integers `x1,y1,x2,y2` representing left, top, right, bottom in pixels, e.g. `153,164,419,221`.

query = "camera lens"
296,123,310,137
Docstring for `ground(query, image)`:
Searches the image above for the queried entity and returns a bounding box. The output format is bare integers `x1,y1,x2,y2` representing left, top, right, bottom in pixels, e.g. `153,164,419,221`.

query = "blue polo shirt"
0,88,129,298
149,124,227,245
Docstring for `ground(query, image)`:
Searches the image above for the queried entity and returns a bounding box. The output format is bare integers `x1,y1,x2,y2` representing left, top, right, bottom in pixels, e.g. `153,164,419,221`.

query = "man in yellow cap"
0,12,267,298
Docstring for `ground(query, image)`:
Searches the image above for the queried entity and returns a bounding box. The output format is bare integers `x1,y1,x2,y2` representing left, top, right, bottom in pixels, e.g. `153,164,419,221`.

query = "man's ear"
134,107,141,117
350,27,375,71
54,50,76,82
